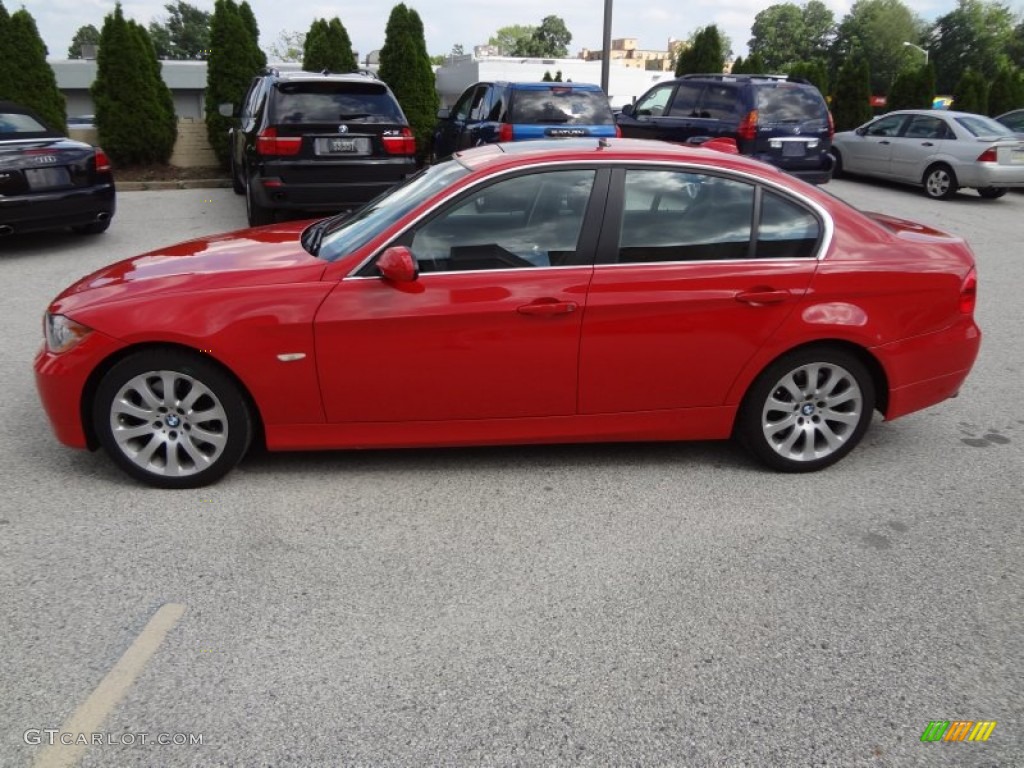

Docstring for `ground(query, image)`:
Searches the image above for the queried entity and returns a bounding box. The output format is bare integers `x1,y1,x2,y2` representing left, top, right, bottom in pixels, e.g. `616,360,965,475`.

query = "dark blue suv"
433,81,618,160
617,74,834,184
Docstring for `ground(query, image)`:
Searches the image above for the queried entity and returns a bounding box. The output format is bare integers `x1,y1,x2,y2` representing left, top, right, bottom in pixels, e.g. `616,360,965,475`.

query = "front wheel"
977,186,1007,199
829,148,844,179
93,350,253,488
923,164,958,200
736,347,875,472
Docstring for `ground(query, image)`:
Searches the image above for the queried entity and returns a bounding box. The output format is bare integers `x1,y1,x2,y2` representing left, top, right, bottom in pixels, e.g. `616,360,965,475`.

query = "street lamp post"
902,41,928,65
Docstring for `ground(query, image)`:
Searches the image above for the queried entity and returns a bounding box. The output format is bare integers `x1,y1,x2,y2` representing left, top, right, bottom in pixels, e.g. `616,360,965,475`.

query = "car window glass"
617,170,754,262
451,88,476,120
509,88,614,125
272,82,404,123
408,170,596,272
667,83,704,117
468,87,489,121
954,115,1015,139
486,87,506,121
757,191,821,259
865,115,906,137
699,86,740,119
902,116,947,140
634,84,674,117
0,111,50,133
1001,112,1024,131
756,85,827,125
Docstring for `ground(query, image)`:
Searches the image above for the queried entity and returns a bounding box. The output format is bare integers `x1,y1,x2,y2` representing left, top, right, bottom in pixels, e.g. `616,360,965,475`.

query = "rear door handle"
879,140,891,145
735,289,791,306
921,141,934,146
517,300,577,316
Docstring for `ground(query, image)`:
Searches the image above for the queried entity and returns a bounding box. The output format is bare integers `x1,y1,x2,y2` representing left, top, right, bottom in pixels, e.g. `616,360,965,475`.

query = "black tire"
230,155,244,195
922,164,958,200
977,186,1007,199
93,350,253,488
72,219,111,235
245,173,274,227
829,148,844,179
736,346,876,472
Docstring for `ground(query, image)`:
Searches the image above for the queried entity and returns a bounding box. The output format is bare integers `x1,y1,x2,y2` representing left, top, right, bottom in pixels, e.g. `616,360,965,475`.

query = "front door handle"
517,300,578,316
878,140,891,145
735,289,791,306
921,141,934,146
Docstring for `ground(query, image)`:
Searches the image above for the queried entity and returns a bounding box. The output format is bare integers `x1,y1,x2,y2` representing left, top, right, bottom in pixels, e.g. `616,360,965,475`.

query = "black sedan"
0,101,115,237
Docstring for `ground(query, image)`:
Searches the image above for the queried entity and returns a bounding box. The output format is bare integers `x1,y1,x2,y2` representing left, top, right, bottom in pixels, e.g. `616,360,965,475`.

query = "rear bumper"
252,159,416,212
0,183,115,233
954,163,1024,189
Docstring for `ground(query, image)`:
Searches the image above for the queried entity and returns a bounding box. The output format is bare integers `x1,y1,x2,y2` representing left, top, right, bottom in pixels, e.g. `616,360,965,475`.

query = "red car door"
315,167,606,423
578,168,821,414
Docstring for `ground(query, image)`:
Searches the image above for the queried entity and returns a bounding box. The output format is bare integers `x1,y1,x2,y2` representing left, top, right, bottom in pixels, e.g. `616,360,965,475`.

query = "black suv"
226,70,417,226
617,74,833,184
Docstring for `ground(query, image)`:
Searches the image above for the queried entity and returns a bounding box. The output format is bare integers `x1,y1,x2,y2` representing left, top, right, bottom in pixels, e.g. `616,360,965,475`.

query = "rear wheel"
93,350,253,488
923,164,958,200
245,173,274,226
736,347,875,472
977,186,1007,199
829,148,844,178
230,155,244,195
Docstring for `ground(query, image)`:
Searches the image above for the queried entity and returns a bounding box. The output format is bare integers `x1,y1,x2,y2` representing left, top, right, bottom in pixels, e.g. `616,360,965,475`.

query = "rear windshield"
510,88,615,125
0,110,57,136
756,84,828,124
955,115,1016,139
271,81,405,124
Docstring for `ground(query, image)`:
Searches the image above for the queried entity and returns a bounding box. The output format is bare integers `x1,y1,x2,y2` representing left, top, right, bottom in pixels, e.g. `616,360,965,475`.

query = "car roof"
486,81,603,91
272,70,383,84
882,109,994,118
452,137,787,176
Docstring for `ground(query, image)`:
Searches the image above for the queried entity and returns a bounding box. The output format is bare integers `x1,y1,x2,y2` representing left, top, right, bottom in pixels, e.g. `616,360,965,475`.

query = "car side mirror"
436,107,450,120
855,126,868,136
620,103,634,117
218,103,236,118
377,246,418,283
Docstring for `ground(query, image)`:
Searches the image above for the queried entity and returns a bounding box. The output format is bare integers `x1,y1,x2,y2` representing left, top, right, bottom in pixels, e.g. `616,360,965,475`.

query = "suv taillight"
615,124,622,138
976,147,998,163
94,148,111,173
738,110,758,141
959,268,977,314
382,127,417,155
256,127,302,156
498,123,514,142
827,111,835,139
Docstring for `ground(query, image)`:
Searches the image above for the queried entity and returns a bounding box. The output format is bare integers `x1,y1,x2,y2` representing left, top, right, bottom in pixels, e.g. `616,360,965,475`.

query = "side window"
757,191,821,259
242,78,262,118
452,87,477,121
468,86,490,121
698,86,739,119
865,115,905,137
903,116,946,140
617,170,755,263
666,84,704,117
486,87,506,121
407,170,596,272
634,84,675,117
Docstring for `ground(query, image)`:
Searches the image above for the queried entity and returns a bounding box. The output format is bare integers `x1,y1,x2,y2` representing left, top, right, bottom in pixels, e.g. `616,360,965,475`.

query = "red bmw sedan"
34,139,981,488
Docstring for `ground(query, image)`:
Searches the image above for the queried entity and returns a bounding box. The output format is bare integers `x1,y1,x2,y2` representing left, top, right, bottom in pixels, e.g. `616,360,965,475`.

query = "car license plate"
1011,148,1024,164
25,167,71,190
316,137,369,155
782,142,805,157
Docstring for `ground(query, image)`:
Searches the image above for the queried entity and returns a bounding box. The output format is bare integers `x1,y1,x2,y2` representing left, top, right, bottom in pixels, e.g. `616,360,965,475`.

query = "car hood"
50,221,327,315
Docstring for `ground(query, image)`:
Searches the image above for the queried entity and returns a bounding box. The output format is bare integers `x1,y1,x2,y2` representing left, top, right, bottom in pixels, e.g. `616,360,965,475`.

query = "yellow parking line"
32,603,187,768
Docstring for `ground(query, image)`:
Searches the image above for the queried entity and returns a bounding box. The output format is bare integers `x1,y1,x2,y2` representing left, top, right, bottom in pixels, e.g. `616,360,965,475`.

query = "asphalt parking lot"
1,179,1021,766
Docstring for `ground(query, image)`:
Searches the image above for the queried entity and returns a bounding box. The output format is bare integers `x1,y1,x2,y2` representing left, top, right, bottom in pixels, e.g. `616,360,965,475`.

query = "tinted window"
865,114,906,137
617,171,755,262
757,191,821,259
756,84,828,125
509,88,614,125
272,82,405,123
999,111,1024,131
486,86,508,121
902,115,949,140
699,85,741,119
634,84,674,117
409,170,596,272
667,83,704,117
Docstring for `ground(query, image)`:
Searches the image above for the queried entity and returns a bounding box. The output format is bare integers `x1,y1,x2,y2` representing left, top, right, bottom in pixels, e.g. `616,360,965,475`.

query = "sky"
27,0,988,63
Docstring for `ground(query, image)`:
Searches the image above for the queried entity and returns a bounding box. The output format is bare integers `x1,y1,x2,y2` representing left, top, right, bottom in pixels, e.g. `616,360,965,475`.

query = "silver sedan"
830,109,1024,199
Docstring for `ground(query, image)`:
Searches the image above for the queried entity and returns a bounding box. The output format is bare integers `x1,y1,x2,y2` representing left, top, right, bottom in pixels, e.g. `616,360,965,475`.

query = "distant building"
578,38,685,72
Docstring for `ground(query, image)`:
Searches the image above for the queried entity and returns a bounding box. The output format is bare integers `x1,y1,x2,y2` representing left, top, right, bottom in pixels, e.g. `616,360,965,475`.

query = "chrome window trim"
343,157,834,280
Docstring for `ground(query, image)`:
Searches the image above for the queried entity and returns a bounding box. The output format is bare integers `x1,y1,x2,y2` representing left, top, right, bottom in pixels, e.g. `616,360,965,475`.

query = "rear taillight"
382,127,417,156
976,147,997,163
738,110,758,141
615,124,622,138
498,123,514,142
94,148,111,173
827,111,835,139
256,127,302,156
959,268,977,314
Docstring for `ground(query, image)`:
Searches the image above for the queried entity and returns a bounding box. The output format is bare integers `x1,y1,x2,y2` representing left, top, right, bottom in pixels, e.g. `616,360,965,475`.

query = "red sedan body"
34,140,980,486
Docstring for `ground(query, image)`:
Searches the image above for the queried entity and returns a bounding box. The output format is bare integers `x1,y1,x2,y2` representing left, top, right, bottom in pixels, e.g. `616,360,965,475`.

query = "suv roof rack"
677,73,800,83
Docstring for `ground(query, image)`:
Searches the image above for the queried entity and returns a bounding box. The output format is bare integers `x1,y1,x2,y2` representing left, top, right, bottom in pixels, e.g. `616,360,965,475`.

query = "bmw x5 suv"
226,70,417,226
617,74,834,184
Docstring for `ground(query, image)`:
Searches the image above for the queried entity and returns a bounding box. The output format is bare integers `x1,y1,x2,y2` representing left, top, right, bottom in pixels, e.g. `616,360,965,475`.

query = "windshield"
756,84,828,125
955,115,1016,139
316,160,471,262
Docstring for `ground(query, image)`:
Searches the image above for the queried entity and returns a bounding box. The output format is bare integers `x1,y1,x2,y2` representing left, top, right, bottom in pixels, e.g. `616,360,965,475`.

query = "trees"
675,25,725,76
148,1,212,59
748,1,835,71
832,0,923,95
0,5,66,132
205,0,263,167
68,24,101,58
378,3,438,158
987,67,1024,115
92,5,176,164
789,60,829,95
832,57,872,131
303,17,357,72
266,30,305,62
488,24,534,55
927,0,1017,94
887,62,934,110
952,68,988,114
517,15,572,57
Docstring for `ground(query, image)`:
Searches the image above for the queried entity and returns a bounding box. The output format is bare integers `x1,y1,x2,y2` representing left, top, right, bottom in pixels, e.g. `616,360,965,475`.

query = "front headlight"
44,313,92,353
